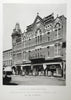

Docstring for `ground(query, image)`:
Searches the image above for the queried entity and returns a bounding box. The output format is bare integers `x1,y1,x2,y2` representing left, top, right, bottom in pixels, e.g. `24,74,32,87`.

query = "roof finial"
37,12,39,16
15,22,20,31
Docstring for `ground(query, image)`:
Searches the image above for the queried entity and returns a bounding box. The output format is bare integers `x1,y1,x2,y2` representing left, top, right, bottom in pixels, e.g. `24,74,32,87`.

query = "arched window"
35,28,42,44
55,22,61,28
54,22,62,39
36,28,42,36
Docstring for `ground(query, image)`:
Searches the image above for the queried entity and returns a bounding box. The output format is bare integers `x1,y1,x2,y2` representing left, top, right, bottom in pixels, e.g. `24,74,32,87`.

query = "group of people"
12,66,55,77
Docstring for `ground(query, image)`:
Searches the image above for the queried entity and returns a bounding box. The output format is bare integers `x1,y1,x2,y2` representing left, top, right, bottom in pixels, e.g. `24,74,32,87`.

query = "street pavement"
9,75,66,86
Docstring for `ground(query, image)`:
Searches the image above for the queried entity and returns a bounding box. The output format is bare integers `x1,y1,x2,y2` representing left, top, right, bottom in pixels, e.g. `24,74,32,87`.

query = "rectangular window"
47,46,50,57
54,28,62,39
48,36,50,41
58,43,62,55
38,36,39,43
17,53,21,60
54,44,59,56
40,35,42,42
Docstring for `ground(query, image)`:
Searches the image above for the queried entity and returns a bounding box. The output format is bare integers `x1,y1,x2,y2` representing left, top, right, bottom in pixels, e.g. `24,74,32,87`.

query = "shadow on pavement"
3,77,18,85
5,83,18,85
3,82,18,85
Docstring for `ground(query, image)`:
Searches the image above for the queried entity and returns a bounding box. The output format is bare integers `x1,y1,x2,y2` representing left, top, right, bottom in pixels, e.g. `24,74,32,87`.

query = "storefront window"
47,46,50,57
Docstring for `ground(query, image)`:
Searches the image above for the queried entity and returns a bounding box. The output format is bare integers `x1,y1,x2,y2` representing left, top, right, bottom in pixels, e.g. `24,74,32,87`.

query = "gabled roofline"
26,13,54,32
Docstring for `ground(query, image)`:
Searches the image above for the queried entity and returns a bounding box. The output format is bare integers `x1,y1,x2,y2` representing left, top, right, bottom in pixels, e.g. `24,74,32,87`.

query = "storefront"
12,60,64,77
32,64,43,76
44,62,63,77
21,64,31,75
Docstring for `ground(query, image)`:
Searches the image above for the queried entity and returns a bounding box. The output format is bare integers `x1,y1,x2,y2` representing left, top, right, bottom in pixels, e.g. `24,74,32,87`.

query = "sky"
3,4,66,51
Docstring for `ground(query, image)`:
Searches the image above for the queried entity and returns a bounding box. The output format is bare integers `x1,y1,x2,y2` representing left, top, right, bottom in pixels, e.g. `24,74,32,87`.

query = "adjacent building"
3,49,12,67
3,13,66,77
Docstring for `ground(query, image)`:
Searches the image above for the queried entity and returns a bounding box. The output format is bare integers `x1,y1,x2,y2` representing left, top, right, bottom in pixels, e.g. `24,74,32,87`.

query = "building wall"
3,13,66,77
3,14,66,66
21,15,66,62
3,49,12,67
10,14,66,77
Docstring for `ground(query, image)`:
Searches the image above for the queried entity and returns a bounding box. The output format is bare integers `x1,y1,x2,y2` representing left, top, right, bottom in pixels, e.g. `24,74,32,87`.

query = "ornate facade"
3,13,66,77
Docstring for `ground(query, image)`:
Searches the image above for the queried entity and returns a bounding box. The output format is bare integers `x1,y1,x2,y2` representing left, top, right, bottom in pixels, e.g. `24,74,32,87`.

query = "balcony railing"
29,55,45,60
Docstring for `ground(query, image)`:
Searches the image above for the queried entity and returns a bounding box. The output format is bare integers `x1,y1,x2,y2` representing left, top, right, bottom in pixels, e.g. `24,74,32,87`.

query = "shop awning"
4,66,12,72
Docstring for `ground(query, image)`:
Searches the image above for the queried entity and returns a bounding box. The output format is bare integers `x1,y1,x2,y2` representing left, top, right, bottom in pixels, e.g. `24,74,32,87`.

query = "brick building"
3,13,66,77
3,49,12,67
